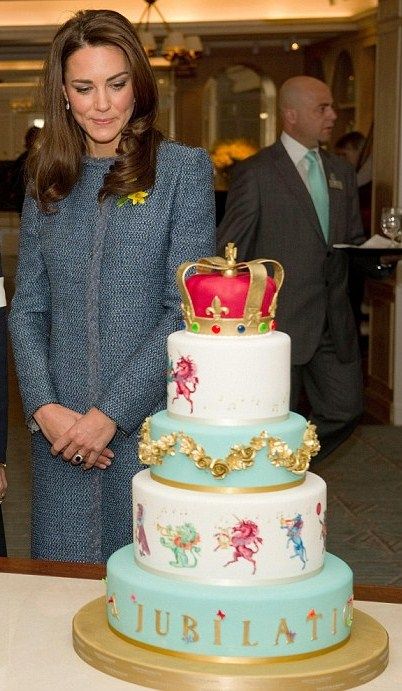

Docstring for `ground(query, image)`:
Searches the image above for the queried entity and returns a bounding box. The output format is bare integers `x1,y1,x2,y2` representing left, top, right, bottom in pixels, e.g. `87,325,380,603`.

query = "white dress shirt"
280,131,326,193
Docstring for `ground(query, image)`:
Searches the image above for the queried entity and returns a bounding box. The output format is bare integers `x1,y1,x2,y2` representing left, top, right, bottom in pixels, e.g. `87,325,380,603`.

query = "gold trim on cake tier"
150,472,304,493
139,419,320,478
73,598,389,690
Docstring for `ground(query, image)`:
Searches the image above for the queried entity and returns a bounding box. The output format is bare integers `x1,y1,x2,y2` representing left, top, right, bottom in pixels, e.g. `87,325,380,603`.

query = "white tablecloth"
0,572,400,690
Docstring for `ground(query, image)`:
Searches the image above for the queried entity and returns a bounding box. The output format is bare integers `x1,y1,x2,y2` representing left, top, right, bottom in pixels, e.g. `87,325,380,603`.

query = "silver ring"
71,453,84,465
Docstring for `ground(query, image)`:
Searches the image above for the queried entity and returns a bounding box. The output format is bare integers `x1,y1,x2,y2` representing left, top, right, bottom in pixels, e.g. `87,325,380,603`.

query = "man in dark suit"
217,76,366,461
0,252,7,554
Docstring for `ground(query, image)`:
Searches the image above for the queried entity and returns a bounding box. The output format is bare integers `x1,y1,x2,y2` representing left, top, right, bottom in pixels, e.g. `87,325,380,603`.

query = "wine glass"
381,207,402,246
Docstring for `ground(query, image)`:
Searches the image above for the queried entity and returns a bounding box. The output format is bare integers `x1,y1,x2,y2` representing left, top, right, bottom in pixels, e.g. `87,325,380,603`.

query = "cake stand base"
73,597,388,690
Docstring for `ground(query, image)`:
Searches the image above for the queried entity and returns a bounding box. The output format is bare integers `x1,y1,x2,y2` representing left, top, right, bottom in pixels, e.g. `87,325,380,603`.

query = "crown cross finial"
223,243,238,276
205,296,229,320
225,242,237,264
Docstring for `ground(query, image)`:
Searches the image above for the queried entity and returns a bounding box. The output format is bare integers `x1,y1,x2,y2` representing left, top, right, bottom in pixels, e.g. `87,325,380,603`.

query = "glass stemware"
380,207,402,246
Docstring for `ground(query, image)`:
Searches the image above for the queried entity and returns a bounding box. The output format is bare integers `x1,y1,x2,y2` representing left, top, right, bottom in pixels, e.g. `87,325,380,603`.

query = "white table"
0,569,400,690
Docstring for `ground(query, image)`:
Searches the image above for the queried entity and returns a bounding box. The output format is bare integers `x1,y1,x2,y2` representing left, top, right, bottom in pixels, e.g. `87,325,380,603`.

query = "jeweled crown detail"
177,243,284,336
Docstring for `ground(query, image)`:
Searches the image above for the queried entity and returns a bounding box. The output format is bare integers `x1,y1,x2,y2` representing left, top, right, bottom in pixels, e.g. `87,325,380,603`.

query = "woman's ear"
62,85,70,111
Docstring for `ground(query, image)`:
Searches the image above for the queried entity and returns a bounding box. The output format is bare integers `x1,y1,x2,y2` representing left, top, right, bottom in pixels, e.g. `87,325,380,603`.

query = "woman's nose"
95,89,110,111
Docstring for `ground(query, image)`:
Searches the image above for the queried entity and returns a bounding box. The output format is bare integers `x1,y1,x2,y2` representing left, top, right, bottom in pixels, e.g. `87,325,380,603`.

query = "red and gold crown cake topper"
177,243,284,336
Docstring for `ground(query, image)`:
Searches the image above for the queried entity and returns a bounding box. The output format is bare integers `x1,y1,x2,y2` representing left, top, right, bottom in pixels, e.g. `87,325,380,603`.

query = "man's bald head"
279,76,328,111
279,76,337,149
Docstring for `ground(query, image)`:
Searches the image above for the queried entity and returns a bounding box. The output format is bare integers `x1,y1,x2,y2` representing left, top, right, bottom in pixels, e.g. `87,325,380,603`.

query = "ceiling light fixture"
136,0,203,77
283,37,301,52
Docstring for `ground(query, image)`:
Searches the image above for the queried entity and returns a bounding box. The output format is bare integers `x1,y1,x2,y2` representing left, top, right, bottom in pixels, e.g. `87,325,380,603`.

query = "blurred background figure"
10,125,41,214
335,130,365,169
335,128,372,236
335,127,373,348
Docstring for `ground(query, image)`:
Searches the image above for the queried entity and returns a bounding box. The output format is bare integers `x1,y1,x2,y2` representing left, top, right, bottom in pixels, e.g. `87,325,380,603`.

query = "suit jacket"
217,140,366,365
0,253,7,462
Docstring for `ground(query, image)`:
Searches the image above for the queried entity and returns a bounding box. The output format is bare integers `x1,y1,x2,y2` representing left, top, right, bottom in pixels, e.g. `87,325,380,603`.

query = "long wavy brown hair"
28,9,164,212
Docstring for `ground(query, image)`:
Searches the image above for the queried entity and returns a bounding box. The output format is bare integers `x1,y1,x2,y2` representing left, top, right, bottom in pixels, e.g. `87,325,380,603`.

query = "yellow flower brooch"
117,191,149,208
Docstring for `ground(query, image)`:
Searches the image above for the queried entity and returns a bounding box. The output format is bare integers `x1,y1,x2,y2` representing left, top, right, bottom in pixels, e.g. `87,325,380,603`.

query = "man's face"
288,83,337,149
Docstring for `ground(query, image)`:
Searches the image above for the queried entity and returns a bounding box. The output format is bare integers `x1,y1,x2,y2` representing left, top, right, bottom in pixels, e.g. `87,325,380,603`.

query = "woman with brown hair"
9,9,215,563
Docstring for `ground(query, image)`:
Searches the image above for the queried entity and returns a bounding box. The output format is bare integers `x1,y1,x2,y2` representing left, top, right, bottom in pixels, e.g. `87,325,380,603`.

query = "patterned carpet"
313,424,402,586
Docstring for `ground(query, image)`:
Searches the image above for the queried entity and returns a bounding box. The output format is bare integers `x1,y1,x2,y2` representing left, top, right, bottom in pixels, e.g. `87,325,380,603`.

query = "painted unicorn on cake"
218,518,263,575
168,355,198,413
281,513,307,569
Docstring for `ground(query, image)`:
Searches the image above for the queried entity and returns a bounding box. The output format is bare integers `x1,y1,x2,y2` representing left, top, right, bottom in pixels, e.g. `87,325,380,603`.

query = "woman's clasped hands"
34,403,116,470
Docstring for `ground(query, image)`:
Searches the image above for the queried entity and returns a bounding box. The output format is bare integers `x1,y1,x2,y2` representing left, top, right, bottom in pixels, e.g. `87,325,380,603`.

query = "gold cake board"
73,597,388,690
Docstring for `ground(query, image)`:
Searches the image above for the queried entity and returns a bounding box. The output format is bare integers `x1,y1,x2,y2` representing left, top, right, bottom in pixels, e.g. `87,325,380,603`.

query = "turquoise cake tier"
106,546,353,662
147,410,310,490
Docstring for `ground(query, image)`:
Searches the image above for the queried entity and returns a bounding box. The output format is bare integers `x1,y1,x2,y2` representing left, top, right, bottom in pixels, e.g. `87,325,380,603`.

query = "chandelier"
136,0,203,77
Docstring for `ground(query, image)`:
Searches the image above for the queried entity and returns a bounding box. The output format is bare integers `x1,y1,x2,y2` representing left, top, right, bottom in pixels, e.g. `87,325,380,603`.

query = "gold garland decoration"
138,419,320,479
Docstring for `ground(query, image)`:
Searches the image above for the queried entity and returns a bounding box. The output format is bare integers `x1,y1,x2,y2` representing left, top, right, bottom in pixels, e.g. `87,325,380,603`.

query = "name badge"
328,173,343,190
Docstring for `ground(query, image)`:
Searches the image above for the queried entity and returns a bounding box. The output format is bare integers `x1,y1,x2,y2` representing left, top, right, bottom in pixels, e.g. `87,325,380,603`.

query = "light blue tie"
304,150,329,241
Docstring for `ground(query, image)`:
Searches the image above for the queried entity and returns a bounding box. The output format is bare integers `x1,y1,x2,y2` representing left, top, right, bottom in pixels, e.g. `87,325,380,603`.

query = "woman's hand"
0,464,7,503
34,403,114,470
50,407,117,470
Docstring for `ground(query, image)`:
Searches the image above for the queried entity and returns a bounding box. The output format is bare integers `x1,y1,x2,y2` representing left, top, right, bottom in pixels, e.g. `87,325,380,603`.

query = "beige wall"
174,46,305,147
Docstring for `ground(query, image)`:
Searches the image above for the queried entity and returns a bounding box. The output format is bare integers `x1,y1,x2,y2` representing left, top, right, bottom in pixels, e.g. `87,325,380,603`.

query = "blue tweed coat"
9,140,216,563
0,254,7,464
0,254,7,556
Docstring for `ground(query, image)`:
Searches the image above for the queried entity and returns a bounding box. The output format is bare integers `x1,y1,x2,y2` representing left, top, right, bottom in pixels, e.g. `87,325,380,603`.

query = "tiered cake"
106,245,354,662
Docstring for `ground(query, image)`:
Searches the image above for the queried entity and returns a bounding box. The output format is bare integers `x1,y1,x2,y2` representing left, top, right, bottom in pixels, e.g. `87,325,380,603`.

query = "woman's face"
62,44,135,158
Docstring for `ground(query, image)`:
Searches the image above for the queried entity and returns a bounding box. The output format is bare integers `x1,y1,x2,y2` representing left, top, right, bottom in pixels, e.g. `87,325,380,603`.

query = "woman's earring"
65,99,70,111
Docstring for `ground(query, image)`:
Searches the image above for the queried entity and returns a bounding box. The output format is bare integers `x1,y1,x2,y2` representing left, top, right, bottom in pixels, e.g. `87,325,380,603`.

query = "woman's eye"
75,86,92,94
111,81,127,90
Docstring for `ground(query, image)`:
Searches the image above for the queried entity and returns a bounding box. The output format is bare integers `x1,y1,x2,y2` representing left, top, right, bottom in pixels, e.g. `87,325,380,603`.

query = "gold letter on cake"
332,608,338,635
274,618,295,645
306,610,323,640
242,621,258,647
155,610,170,636
214,619,222,646
134,603,144,632
182,615,200,643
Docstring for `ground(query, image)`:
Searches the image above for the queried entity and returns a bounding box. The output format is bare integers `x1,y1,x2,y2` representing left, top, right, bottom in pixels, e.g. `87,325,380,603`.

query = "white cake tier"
167,330,290,423
133,470,327,585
